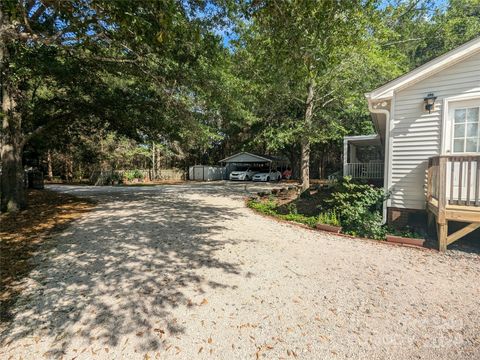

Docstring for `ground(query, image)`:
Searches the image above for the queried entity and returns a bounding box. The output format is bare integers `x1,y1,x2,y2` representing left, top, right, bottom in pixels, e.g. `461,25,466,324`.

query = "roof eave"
367,36,480,100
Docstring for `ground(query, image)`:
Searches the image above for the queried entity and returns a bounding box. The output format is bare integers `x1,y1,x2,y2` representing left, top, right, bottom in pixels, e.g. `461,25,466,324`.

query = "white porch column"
349,143,357,163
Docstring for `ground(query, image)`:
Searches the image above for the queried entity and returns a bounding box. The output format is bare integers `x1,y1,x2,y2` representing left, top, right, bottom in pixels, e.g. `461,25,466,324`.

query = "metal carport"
219,152,289,178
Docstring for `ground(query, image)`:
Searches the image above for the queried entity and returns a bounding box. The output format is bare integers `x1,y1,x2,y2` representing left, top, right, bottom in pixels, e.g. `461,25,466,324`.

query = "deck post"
437,157,447,224
426,158,433,202
437,157,448,251
438,222,448,252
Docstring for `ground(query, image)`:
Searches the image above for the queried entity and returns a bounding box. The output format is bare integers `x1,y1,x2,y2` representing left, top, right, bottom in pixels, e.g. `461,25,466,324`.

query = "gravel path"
1,183,479,359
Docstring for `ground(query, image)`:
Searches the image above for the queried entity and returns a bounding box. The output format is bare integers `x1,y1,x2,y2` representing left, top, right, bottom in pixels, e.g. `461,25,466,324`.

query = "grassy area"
0,190,95,323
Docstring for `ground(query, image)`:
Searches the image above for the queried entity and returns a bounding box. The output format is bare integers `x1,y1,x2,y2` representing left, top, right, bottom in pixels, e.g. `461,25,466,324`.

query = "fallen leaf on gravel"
200,298,208,305
136,332,144,337
319,335,329,342
105,348,109,353
208,337,213,344
198,347,203,354
144,354,151,360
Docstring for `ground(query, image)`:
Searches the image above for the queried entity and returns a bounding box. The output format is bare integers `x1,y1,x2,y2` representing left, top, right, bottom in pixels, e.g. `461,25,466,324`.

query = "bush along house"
343,36,480,251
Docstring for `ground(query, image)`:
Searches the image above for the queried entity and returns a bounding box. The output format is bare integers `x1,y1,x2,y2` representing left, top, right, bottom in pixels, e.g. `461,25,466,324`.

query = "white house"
343,36,480,250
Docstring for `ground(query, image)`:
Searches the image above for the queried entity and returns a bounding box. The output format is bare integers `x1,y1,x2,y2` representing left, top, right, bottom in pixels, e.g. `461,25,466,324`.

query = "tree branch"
21,125,45,148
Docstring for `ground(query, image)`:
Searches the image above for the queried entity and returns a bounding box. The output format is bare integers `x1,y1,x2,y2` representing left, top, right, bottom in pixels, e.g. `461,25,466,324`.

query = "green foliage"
246,198,317,228
387,226,423,239
246,199,277,216
124,170,145,181
317,211,341,227
279,213,318,228
101,172,123,185
111,172,123,183
285,203,298,215
2,0,242,180
327,177,387,239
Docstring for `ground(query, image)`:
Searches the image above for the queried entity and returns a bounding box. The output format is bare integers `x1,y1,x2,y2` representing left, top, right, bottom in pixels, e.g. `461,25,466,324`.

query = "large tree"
0,0,231,212
234,0,403,190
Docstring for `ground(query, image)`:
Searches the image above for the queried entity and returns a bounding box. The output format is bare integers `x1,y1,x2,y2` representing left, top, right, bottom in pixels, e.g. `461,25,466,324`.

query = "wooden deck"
427,155,480,251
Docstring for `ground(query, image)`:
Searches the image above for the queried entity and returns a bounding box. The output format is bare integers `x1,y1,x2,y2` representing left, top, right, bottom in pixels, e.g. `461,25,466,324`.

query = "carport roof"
219,152,281,164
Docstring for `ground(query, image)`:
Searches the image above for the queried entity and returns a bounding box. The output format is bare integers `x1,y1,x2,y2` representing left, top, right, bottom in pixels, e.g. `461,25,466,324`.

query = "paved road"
1,183,479,359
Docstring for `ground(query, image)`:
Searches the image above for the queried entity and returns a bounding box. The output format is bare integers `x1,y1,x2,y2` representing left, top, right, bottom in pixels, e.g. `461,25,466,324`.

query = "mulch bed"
0,190,95,323
274,186,334,216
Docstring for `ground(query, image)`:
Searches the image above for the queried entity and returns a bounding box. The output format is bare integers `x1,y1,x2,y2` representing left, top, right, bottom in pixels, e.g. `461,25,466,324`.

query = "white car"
252,170,282,182
229,167,257,181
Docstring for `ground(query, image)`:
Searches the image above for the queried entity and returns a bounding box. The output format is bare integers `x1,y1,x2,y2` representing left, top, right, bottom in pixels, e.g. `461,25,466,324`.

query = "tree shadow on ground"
0,189,246,356
0,190,94,324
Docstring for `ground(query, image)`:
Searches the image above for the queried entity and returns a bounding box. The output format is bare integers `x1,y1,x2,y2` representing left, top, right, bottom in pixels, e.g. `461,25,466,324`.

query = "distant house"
343,36,480,250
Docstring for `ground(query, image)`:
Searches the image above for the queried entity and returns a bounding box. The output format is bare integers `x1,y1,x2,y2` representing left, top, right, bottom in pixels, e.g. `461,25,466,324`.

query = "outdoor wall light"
424,93,437,113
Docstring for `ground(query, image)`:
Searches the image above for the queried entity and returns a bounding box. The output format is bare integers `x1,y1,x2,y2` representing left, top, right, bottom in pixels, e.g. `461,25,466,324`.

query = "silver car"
229,167,257,181
252,170,282,182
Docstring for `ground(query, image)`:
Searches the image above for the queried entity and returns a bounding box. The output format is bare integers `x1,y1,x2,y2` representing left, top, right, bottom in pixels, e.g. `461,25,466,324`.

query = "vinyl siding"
391,50,480,209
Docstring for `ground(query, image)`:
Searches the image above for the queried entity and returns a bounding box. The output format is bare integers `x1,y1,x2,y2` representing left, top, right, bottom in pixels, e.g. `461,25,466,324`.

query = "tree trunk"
1,89,26,212
47,150,53,180
152,142,156,180
300,80,315,192
67,155,73,181
64,154,73,182
1,7,27,212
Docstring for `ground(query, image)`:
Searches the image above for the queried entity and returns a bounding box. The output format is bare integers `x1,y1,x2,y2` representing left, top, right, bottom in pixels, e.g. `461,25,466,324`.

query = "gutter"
367,98,391,225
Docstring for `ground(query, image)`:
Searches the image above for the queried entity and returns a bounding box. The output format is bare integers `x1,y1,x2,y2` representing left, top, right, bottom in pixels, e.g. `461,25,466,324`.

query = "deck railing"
344,162,384,179
427,155,480,207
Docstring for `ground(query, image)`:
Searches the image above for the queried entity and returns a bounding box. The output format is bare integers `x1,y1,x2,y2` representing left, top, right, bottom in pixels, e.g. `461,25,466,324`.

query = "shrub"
387,226,423,239
285,202,298,214
317,210,340,227
124,169,144,181
247,198,317,228
110,172,123,183
327,177,388,240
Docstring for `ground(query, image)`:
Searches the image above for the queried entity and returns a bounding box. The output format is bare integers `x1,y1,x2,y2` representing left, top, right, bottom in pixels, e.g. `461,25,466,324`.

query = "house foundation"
387,207,427,229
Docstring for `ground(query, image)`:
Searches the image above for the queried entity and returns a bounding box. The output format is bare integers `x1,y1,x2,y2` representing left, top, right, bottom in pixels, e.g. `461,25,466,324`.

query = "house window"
453,107,480,153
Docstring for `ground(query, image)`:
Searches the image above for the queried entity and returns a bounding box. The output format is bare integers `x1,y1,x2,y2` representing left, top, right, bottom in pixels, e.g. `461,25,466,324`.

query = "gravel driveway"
1,183,479,359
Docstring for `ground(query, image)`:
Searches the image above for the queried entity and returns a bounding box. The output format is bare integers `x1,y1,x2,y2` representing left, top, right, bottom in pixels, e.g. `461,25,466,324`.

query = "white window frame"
441,94,480,155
